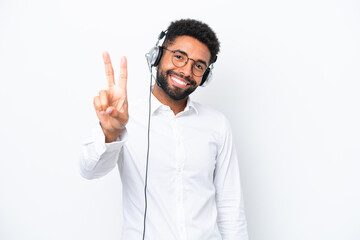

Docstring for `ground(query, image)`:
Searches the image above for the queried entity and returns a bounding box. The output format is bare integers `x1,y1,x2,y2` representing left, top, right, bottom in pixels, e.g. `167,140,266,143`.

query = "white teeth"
171,76,187,86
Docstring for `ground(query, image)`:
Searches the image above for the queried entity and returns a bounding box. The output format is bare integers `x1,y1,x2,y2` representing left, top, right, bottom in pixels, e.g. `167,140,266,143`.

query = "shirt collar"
151,94,198,116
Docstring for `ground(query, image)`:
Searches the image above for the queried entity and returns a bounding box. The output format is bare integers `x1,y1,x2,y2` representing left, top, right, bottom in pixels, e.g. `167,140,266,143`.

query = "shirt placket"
172,116,187,240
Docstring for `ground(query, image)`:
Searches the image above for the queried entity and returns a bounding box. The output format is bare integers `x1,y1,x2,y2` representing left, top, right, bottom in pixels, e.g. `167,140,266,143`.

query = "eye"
194,62,206,71
174,53,184,61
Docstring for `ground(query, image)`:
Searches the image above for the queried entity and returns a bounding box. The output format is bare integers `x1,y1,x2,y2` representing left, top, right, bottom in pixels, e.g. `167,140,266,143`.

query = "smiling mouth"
170,74,190,87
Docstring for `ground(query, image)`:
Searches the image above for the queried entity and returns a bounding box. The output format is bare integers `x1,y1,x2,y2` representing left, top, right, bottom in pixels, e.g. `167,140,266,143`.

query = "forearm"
215,150,249,240
216,190,248,240
79,124,127,179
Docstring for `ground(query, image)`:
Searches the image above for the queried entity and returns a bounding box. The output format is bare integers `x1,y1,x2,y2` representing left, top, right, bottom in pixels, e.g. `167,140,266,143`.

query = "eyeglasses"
162,47,208,77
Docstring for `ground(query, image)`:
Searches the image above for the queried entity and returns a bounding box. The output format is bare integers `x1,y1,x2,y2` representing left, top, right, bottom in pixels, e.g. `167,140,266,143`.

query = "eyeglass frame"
162,47,209,77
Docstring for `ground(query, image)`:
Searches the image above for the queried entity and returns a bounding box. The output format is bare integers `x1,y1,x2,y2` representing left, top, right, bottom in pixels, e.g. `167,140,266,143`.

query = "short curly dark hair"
163,19,220,64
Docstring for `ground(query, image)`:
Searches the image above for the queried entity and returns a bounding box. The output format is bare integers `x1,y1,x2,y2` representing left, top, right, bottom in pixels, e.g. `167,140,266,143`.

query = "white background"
0,0,359,239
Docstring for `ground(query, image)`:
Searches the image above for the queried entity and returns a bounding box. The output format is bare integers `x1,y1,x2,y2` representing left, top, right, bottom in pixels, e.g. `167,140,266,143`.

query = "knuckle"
99,90,107,96
100,103,108,110
120,72,127,79
93,96,101,109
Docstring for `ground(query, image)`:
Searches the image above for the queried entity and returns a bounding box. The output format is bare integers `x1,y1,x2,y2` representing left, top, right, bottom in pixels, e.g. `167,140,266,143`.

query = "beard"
156,69,198,101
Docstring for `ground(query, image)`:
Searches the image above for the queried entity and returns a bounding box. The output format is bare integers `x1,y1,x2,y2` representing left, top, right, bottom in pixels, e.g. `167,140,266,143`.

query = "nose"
179,60,193,77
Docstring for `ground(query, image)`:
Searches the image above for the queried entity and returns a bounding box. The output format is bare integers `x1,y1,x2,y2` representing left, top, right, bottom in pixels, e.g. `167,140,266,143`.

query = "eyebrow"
174,49,209,67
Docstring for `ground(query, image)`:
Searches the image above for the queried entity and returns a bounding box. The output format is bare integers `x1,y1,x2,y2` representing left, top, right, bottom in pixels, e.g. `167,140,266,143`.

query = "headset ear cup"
153,46,163,67
146,46,163,69
146,46,157,69
200,68,210,86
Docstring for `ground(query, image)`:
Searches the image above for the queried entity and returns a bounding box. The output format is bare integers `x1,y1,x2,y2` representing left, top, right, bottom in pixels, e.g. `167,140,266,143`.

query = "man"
80,19,248,240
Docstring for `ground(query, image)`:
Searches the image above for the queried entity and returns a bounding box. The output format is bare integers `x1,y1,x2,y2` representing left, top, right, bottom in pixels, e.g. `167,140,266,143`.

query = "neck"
152,84,188,115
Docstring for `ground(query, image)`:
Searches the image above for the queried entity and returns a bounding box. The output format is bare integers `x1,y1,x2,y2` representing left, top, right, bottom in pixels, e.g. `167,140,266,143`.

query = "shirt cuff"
83,123,128,157
104,127,128,151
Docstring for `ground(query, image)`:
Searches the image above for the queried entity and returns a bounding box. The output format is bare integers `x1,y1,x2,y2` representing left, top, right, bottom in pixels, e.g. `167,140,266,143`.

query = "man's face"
156,36,211,101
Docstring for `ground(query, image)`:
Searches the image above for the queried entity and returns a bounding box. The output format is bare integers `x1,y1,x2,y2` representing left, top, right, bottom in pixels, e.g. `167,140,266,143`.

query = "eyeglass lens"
171,51,207,77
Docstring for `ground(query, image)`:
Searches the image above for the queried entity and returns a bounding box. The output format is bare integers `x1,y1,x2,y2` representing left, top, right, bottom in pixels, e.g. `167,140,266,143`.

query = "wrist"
100,123,124,143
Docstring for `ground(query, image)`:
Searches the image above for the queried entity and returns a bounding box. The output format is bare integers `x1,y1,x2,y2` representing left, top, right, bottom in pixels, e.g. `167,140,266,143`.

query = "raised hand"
93,52,129,143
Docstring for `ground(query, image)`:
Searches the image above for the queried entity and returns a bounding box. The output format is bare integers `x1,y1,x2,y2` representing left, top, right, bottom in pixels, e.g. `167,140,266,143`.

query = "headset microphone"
155,78,162,88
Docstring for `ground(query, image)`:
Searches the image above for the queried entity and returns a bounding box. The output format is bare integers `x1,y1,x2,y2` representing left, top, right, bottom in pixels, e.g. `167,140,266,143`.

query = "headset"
145,30,216,87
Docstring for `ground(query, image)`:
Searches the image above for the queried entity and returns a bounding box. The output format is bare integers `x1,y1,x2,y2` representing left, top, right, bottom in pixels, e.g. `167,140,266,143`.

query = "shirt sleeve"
79,123,128,179
214,117,249,240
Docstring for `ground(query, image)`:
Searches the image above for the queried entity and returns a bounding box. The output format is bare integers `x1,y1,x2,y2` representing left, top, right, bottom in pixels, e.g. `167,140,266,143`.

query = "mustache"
166,70,197,86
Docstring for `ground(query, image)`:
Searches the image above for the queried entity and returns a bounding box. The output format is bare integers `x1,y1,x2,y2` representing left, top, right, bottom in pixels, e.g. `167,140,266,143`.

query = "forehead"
167,36,211,64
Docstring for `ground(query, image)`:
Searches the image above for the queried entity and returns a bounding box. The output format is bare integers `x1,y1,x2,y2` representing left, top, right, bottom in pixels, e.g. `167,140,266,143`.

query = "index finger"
118,56,127,90
102,51,115,88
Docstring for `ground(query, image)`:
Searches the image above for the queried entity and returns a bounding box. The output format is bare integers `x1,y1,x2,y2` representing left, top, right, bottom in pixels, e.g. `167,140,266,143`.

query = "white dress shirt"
80,94,248,240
